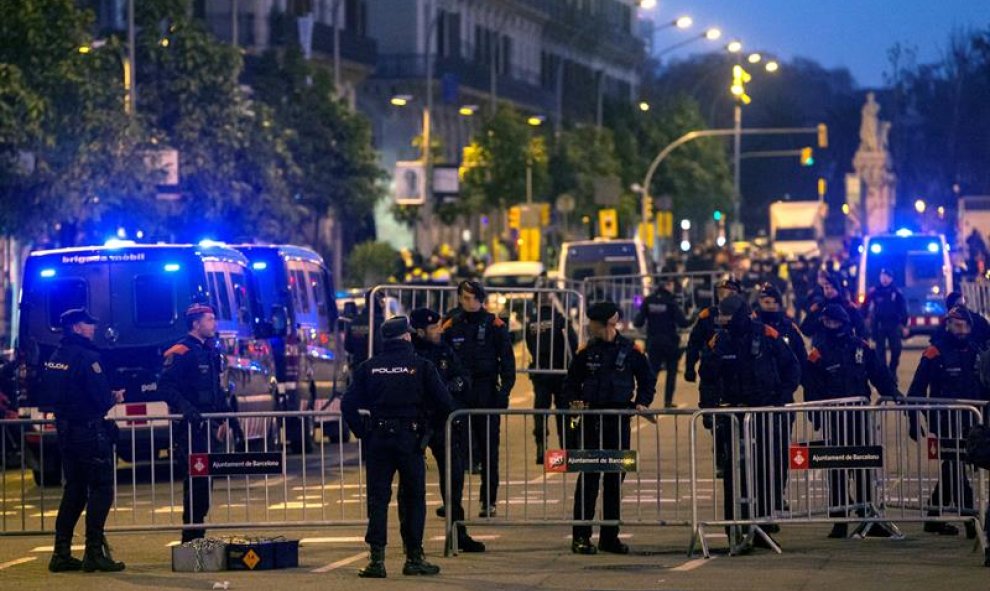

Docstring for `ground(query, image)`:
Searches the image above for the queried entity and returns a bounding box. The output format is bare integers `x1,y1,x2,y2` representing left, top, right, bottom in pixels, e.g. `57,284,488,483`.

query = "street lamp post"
654,27,721,59
127,0,135,115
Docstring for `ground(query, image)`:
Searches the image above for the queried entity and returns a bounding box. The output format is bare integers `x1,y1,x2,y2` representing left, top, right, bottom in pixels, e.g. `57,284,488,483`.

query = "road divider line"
30,545,83,553
671,556,713,571
311,551,367,573
300,537,366,545
0,557,36,570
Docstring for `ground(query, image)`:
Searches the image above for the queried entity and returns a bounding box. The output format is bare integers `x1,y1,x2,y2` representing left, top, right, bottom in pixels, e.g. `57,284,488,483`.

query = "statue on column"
852,92,896,236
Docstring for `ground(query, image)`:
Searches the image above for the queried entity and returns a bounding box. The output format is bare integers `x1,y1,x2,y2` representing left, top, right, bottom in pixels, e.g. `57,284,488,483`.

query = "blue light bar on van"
895,228,913,237
104,238,136,248
163,263,181,272
252,261,268,271
927,242,940,253
869,243,882,254
198,239,223,248
40,268,56,278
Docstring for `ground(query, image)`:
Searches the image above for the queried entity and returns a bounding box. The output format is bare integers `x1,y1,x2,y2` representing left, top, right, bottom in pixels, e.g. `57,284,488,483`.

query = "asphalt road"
2,339,989,589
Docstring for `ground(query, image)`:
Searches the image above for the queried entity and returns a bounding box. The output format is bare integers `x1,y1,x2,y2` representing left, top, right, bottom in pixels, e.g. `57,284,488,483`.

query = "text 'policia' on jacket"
15,243,278,486
39,332,115,421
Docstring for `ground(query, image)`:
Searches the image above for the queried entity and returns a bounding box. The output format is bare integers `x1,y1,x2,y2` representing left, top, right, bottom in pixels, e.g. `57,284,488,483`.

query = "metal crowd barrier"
368,284,586,375
961,280,990,317
580,271,725,337
443,407,701,555
0,411,366,535
690,401,987,558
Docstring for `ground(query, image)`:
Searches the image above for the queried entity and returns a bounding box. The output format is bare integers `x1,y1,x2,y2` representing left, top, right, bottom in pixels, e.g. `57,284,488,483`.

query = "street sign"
433,165,459,204
544,449,638,473
555,193,576,214
518,227,541,262
788,445,883,470
189,452,284,477
598,208,618,238
394,161,426,205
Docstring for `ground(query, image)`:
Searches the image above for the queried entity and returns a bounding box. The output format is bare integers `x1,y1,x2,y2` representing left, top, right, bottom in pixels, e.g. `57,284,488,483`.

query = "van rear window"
134,275,176,326
48,279,87,328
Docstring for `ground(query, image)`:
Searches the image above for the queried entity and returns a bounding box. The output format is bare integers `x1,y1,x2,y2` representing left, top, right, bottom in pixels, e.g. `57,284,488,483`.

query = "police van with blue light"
856,231,951,335
16,241,279,485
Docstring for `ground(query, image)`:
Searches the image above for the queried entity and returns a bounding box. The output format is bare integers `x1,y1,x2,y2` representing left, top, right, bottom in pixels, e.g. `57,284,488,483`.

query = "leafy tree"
548,126,622,221
346,240,398,287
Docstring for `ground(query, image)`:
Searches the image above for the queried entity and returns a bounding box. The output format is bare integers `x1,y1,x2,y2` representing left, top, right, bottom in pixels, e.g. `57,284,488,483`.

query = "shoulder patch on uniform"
763,325,780,339
632,343,644,354
808,348,821,363
91,362,102,374
707,335,718,349
923,346,941,360
493,317,506,328
164,344,190,358
699,308,711,319
810,303,820,312
441,318,453,331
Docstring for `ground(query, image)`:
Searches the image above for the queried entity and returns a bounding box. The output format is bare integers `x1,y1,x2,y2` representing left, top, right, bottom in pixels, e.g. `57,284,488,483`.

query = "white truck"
768,200,827,259
958,195,990,257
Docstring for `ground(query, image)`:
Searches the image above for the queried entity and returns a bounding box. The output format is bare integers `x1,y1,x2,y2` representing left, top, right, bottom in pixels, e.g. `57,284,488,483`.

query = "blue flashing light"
857,245,864,254
869,243,882,254
927,242,940,253
163,263,181,272
198,239,223,248
104,238,136,248
894,228,913,237
40,268,56,278
252,261,268,271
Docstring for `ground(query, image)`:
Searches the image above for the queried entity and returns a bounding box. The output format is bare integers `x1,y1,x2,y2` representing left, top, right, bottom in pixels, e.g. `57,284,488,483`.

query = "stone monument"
851,92,897,235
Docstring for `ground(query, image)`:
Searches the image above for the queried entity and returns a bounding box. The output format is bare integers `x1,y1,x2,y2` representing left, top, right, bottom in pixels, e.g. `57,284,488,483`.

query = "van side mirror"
271,305,289,336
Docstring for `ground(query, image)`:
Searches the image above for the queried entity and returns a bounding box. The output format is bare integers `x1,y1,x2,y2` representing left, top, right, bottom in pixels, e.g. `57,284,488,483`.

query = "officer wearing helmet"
804,303,902,539
442,280,515,517
342,316,456,577
699,294,800,549
800,273,866,344
907,306,989,538
42,309,126,572
685,277,742,383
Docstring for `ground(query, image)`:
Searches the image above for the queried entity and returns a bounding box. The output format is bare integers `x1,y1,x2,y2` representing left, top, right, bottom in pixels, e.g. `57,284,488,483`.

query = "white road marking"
0,557,37,570
429,534,501,542
671,556,713,571
30,545,83,553
311,551,367,573
300,537,366,545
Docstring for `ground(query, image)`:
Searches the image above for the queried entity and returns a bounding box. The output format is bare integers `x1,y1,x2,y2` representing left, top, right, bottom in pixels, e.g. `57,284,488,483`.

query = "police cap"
60,308,97,328
821,303,850,324
716,277,742,293
946,306,973,325
946,291,964,310
758,282,783,304
457,280,487,301
410,307,441,329
185,303,215,317
381,315,415,339
587,301,621,323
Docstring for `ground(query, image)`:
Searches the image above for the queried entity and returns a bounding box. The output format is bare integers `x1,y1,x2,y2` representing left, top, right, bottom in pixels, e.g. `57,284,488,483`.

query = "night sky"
646,0,990,88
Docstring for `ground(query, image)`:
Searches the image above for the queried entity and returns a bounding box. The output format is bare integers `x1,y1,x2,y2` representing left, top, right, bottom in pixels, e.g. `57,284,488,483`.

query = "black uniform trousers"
873,324,903,377
176,421,212,543
647,342,681,407
365,426,426,549
928,415,976,515
822,411,875,515
54,420,115,549
714,413,789,522
468,379,501,508
572,414,631,542
531,375,565,451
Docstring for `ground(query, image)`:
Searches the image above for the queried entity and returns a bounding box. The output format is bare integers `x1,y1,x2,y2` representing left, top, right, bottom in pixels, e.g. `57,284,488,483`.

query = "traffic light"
598,208,618,238
800,147,814,166
508,206,521,229
731,65,752,105
713,209,723,222
643,194,653,221
817,123,828,148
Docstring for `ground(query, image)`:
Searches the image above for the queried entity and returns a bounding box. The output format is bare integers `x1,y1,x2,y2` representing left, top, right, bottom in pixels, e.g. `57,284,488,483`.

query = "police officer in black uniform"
685,277,742,383
156,303,233,543
804,303,902,539
409,308,485,553
525,298,578,461
699,295,801,549
342,316,455,578
800,272,866,345
907,306,988,538
42,309,126,573
756,283,808,379
564,302,655,555
634,277,691,408
442,280,515,517
344,289,386,368
863,268,909,377
944,292,990,348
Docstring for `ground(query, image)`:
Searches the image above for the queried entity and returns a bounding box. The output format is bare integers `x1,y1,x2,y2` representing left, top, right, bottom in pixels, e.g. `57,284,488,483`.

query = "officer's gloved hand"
183,407,203,425
702,414,713,431
684,368,697,383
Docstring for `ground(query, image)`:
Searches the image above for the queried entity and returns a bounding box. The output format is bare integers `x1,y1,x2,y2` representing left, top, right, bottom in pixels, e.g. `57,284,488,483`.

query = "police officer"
944,292,990,348
907,306,988,538
408,308,485,553
756,283,808,383
564,302,655,555
525,298,578,460
863,268,909,377
685,277,742,383
634,277,690,408
342,316,455,578
42,309,126,572
156,303,233,543
804,303,902,539
442,280,515,517
344,289,386,368
800,272,866,345
699,295,800,549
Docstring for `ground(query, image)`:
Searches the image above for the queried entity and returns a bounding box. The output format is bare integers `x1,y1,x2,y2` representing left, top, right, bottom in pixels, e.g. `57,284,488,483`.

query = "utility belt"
371,417,423,435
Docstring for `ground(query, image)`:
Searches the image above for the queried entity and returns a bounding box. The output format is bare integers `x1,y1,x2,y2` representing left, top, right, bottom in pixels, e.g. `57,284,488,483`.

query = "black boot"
828,523,848,539
457,526,486,553
402,547,440,576
82,537,125,572
48,537,82,573
358,546,386,578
